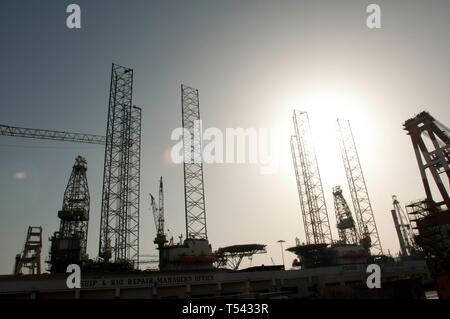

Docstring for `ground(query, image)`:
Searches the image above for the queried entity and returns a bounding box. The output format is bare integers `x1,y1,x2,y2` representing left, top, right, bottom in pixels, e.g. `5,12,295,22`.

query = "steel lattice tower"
332,186,358,245
292,110,333,244
59,156,90,256
14,226,42,275
336,119,382,255
290,135,313,244
48,156,90,273
0,124,106,144
181,84,207,240
99,64,142,265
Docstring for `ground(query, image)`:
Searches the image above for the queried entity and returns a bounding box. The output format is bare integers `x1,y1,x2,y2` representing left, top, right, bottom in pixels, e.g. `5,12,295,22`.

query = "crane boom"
151,177,167,271
150,194,159,233
159,177,164,236
0,124,106,145
151,177,166,241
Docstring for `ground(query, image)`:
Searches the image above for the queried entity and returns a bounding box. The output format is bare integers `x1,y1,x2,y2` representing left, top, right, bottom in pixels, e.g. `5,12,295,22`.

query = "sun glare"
273,83,372,187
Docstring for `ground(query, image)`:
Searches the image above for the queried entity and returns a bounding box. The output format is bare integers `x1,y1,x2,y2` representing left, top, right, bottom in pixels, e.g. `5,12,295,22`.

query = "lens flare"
14,172,27,180
162,147,178,166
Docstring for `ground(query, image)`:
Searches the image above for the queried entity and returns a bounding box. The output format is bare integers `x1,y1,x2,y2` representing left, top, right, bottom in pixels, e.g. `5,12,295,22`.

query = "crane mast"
150,177,168,270
151,177,166,245
159,177,164,237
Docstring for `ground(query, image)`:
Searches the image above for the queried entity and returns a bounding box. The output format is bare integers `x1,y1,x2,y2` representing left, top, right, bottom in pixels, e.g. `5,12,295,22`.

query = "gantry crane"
403,111,449,276
404,111,449,209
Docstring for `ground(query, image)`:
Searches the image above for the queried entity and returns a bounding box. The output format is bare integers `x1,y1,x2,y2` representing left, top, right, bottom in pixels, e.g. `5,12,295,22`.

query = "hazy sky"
0,0,449,274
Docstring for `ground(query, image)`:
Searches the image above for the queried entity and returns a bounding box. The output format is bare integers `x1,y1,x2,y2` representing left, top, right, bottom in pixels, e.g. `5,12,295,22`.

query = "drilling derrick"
14,226,42,275
48,156,89,273
336,119,382,255
99,64,142,267
181,85,207,240
391,195,416,258
403,111,450,276
332,186,358,245
292,110,333,244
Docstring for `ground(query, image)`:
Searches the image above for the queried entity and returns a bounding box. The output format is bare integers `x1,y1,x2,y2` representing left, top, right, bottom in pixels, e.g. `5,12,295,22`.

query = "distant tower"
333,186,358,245
291,110,333,244
391,195,415,257
14,226,42,275
99,64,142,266
181,84,207,240
49,156,90,273
336,119,382,255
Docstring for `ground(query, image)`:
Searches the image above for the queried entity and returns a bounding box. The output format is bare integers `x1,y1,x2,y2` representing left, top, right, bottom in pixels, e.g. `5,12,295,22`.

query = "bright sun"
272,83,372,189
